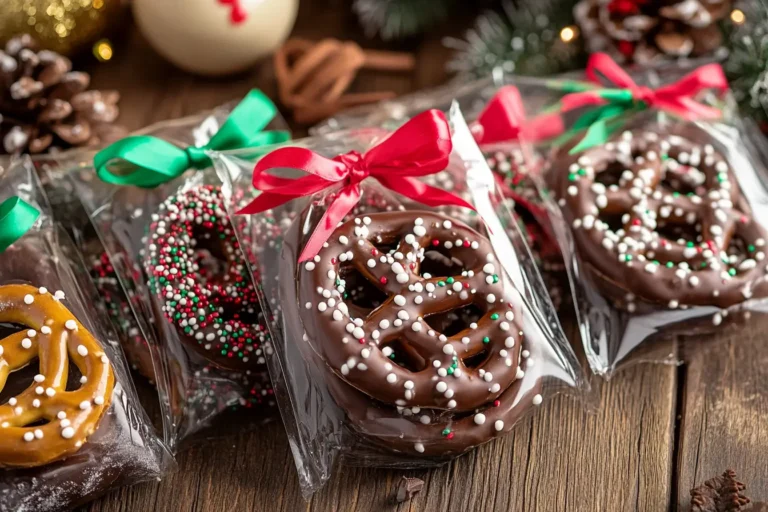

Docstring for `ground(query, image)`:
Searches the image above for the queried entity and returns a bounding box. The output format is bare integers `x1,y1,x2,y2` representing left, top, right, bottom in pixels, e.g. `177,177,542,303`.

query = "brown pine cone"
690,469,751,512
0,34,125,155
574,0,731,65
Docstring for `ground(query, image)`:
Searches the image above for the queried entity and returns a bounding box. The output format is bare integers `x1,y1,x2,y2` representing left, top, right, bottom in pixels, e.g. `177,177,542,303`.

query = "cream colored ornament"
133,0,299,76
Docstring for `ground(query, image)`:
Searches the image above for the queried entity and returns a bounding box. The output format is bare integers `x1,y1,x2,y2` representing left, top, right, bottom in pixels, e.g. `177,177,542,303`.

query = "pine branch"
353,0,459,40
444,0,583,79
726,0,768,126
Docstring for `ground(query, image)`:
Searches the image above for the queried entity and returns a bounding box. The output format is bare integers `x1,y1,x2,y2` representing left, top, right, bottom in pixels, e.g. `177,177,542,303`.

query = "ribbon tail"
298,186,360,262
586,52,637,88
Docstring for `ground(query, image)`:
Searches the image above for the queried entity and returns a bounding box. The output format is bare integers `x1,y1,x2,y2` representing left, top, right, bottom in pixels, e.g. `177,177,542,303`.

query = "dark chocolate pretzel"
298,211,524,412
283,210,543,456
551,127,768,310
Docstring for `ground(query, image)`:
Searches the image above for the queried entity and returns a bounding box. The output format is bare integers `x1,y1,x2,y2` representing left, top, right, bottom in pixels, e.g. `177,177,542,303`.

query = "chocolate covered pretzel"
0,284,115,468
551,127,768,311
144,185,272,371
287,211,543,455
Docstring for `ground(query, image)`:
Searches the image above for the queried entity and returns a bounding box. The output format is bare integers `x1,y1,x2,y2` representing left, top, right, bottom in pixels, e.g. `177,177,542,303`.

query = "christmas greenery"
726,0,768,127
353,0,459,40
444,0,583,79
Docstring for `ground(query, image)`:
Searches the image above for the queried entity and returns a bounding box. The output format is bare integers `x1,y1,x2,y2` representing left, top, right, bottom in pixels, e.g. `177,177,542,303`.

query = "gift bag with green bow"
534,53,768,379
68,90,291,452
0,156,173,511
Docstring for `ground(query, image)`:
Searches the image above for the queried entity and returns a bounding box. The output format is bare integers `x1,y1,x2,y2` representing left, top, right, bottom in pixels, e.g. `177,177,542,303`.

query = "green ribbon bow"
94,89,290,188
0,196,40,252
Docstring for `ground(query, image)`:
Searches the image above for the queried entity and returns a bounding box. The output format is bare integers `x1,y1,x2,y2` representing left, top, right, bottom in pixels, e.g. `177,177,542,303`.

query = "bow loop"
556,53,728,153
95,89,289,188
238,109,476,262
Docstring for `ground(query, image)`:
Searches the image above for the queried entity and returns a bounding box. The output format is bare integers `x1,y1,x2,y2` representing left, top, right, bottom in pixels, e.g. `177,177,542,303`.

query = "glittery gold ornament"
0,0,124,57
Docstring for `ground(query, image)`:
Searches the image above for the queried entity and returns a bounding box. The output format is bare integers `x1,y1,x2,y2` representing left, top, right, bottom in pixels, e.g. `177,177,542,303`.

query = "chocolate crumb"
395,476,424,503
690,469,750,512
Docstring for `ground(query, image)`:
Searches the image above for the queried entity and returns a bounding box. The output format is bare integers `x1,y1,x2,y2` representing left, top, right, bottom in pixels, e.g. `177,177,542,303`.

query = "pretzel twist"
553,128,768,309
299,211,524,412
0,284,114,468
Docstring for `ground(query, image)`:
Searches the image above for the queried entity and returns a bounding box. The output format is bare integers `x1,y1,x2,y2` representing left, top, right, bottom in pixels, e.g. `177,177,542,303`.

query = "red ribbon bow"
472,85,564,145
237,109,475,262
560,52,728,120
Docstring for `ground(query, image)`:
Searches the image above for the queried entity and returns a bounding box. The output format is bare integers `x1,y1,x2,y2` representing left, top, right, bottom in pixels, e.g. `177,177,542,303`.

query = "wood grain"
79,2,688,511
675,313,768,509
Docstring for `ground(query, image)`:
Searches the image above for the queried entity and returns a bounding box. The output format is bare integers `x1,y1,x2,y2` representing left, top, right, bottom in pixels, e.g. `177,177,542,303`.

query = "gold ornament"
0,0,124,57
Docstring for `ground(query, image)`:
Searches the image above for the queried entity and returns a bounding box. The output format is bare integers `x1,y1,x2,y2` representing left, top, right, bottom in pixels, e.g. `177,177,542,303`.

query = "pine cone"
0,34,125,155
574,0,731,65
690,469,751,512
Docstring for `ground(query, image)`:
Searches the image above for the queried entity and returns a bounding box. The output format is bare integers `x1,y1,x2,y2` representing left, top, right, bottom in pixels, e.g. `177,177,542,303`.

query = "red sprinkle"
493,400,501,407
380,277,388,284
331,257,337,264
432,239,440,246
371,248,379,256
446,432,455,440
463,240,471,247
358,338,366,344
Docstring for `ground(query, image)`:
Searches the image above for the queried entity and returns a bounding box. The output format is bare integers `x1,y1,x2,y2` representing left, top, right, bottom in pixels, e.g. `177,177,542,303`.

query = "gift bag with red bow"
211,105,588,498
536,53,768,377
314,76,571,309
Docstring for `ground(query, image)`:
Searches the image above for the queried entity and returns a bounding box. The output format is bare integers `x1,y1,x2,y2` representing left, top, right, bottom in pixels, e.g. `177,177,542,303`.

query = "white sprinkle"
35,386,44,395
494,420,504,432
532,394,543,405
27,329,36,338
32,399,40,408
34,429,43,439
305,262,316,271
414,443,425,453
21,338,32,349
436,381,447,392
38,287,48,294
33,374,44,383
45,387,55,397
61,427,75,439
379,319,390,329
483,263,495,274
54,290,65,301
387,373,397,383
474,413,486,425
442,344,454,355
394,295,406,306
23,432,34,442
65,320,77,331
24,294,34,304
486,294,496,304
80,400,91,410
352,327,365,339
412,323,422,332
404,380,414,390
447,400,457,409
77,345,88,357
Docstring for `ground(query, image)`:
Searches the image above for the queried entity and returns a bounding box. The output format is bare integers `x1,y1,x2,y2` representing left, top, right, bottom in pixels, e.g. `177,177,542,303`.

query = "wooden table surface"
81,2,768,511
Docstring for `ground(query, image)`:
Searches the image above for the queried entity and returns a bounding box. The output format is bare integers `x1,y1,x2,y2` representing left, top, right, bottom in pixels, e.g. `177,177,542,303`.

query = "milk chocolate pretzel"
552,127,768,310
0,284,115,468
289,211,544,455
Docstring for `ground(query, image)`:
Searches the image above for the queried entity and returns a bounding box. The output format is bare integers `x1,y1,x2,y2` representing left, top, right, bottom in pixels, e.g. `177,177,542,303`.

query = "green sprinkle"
490,313,500,320
442,429,451,436
446,277,455,284
686,241,694,248
749,244,756,252
666,262,674,268
438,281,446,287
577,168,587,176
568,174,578,182
729,268,737,276
482,336,490,344
492,274,499,283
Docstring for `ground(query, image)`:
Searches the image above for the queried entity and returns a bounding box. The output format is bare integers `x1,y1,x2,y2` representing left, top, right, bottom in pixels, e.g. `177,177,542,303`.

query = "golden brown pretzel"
0,284,114,468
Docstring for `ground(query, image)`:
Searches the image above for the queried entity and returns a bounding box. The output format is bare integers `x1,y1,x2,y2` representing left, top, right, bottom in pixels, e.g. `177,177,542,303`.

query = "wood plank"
675,314,768,509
